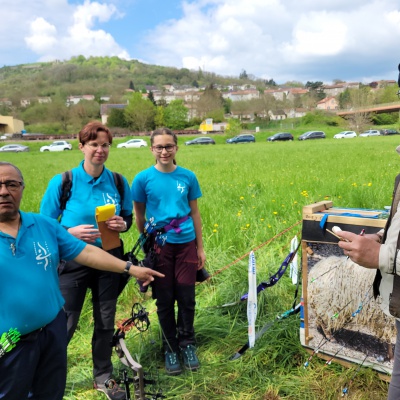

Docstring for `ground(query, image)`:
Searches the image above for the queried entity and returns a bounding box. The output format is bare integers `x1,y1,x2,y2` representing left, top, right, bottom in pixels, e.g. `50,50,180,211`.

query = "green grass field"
2,132,399,399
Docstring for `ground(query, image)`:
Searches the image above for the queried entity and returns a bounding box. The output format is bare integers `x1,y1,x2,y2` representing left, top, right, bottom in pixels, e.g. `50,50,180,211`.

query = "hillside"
0,56,266,104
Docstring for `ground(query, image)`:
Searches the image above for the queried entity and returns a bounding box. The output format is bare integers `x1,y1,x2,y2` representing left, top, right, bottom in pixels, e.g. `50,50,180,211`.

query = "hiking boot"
180,344,200,371
165,351,182,375
94,379,126,400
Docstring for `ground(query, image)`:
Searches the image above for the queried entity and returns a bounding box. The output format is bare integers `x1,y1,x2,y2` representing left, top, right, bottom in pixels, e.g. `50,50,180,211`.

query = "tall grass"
3,133,399,399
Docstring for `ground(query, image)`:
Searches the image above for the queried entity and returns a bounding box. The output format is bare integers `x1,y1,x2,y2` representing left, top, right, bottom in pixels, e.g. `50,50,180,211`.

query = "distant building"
0,116,24,134
224,89,259,102
20,97,52,107
199,118,228,132
268,110,286,121
285,108,307,118
264,88,309,101
100,104,127,124
0,98,12,106
38,96,52,104
369,80,397,90
66,95,95,106
20,99,31,107
316,96,339,111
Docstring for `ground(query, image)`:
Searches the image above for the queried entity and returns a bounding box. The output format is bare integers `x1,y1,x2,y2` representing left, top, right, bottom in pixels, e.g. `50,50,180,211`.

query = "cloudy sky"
2,0,400,84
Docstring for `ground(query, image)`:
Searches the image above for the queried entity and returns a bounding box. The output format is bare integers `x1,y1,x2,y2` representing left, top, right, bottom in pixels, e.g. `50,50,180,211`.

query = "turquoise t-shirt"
40,161,132,247
0,212,86,335
131,166,202,244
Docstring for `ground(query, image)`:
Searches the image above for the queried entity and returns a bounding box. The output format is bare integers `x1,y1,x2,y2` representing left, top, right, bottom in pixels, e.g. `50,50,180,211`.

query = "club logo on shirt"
103,193,121,214
177,181,186,194
33,241,52,271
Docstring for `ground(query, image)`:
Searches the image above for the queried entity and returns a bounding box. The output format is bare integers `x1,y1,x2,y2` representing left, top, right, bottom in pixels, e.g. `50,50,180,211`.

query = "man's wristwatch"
123,261,132,276
122,220,127,231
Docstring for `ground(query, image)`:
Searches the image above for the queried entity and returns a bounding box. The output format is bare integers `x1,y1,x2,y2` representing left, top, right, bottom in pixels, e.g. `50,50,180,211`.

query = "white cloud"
2,0,130,63
141,0,400,83
28,0,129,61
1,0,400,84
24,18,58,53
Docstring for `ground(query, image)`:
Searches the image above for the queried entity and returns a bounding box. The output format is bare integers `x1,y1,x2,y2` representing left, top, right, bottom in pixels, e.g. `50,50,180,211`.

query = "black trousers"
0,309,68,400
58,246,125,383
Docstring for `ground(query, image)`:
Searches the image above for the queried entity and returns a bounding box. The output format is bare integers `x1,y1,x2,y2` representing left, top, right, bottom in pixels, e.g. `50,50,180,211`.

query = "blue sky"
1,0,400,84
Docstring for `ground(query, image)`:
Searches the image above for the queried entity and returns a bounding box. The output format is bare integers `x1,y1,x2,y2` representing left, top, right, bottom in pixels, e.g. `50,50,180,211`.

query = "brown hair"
150,127,178,165
79,121,113,145
150,127,178,146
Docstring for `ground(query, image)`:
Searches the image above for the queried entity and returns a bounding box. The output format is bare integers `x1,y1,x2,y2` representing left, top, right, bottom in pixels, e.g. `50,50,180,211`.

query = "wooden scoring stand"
300,201,392,381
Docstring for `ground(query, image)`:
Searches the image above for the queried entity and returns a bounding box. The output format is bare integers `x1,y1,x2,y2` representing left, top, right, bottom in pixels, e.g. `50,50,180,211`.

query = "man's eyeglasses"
152,145,176,153
86,142,111,149
0,181,23,192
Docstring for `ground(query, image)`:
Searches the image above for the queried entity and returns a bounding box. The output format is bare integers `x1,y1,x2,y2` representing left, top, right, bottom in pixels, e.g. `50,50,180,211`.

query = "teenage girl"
131,127,206,375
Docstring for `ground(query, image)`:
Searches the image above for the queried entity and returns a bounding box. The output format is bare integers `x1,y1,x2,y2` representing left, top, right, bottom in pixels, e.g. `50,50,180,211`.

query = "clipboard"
95,204,120,250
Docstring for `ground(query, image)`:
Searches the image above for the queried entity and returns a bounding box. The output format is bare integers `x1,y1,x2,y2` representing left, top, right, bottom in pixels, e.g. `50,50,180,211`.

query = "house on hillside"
316,96,338,111
100,104,127,124
21,96,52,107
286,88,309,101
0,98,12,106
152,92,177,104
321,84,346,96
38,96,52,104
264,88,287,101
268,110,286,121
20,99,31,107
264,87,309,102
369,80,397,90
224,89,259,102
163,84,176,92
285,108,307,118
66,95,95,106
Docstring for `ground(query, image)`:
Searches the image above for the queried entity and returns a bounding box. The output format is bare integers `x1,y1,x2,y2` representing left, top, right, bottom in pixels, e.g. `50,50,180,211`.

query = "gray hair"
0,162,25,186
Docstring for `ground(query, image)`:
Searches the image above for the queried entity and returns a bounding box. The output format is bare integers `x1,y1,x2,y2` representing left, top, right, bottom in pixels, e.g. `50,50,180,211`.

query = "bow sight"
110,303,164,400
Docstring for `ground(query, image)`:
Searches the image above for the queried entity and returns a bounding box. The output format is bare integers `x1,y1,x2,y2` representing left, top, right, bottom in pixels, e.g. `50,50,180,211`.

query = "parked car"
0,144,29,152
298,131,326,140
40,140,72,152
185,137,216,145
267,132,294,142
226,134,255,144
380,129,399,135
117,139,148,148
359,130,381,137
333,131,357,139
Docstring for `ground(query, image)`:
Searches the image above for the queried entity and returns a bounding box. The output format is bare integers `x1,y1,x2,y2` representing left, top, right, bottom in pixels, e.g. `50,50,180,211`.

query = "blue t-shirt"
0,212,86,335
40,161,132,247
131,165,202,244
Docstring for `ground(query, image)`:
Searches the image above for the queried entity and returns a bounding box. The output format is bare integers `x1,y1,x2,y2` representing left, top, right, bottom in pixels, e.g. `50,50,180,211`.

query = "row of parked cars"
185,127,400,145
1,128,399,152
0,139,150,153
0,141,74,153
333,129,400,138
267,128,400,142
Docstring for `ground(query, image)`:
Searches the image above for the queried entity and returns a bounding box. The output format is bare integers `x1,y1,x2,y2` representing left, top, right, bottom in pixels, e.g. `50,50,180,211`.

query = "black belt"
20,327,44,340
